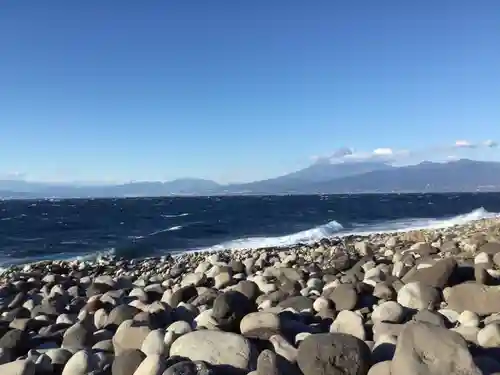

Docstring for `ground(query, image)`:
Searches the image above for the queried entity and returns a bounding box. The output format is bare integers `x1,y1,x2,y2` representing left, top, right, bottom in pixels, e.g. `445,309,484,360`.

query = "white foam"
203,220,344,252
196,207,499,253
167,225,182,231
346,207,499,236
161,213,189,218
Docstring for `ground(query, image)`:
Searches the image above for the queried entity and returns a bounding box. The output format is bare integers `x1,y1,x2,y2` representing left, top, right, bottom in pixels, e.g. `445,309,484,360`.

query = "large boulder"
62,350,98,375
372,301,405,324
112,349,146,375
0,329,30,357
240,312,281,340
402,258,456,289
391,321,481,375
445,283,500,314
106,305,139,329
397,282,440,310
297,333,371,375
169,330,257,372
330,311,366,340
112,320,152,356
61,322,92,351
324,284,358,311
211,291,256,331
131,354,165,375
0,360,35,375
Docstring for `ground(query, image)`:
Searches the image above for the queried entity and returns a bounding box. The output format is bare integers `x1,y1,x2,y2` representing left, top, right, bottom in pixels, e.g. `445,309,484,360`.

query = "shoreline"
2,216,499,280
2,217,500,373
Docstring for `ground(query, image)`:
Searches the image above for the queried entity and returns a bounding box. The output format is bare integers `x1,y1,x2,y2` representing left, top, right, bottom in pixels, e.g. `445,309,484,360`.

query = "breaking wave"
202,220,344,251
198,207,499,252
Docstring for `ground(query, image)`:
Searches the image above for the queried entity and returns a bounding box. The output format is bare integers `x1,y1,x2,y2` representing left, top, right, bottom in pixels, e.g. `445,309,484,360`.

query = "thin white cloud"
454,140,476,148
311,139,496,166
484,140,498,148
373,148,393,156
0,171,27,180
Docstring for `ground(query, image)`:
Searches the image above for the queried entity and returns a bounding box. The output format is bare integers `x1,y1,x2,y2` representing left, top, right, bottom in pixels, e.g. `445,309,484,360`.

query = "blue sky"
1,1,499,183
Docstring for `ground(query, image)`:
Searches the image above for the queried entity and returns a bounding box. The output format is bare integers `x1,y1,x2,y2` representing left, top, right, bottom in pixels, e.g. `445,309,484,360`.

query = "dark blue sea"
1,193,500,269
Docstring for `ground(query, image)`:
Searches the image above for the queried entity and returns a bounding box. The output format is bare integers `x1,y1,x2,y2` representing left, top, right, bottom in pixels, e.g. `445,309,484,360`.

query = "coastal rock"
141,329,166,356
45,348,73,367
240,312,281,340
269,334,298,363
477,323,500,348
373,282,395,301
111,349,146,375
297,333,371,375
94,308,108,330
372,301,405,324
169,330,257,372
62,349,97,375
35,353,53,374
451,326,480,344
61,322,91,351
112,320,152,356
397,282,440,310
445,283,500,314
458,311,480,327
106,305,139,329
181,273,206,288
166,320,192,336
367,361,392,375
233,281,260,301
163,361,215,375
132,354,165,375
0,329,29,357
480,242,500,255
214,271,232,289
330,310,366,340
277,296,313,312
0,360,35,375
412,309,446,327
391,322,481,375
212,291,256,331
169,285,198,308
324,284,358,311
257,349,286,375
402,258,456,289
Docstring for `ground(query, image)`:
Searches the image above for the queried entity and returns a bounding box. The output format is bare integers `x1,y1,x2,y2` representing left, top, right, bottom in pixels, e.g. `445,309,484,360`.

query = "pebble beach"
2,218,500,374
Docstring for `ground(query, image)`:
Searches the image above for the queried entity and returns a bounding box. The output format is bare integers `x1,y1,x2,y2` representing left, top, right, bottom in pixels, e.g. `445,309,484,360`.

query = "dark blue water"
1,193,500,267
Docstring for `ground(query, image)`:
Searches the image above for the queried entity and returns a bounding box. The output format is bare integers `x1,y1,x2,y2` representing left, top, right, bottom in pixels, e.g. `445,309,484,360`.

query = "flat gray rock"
240,312,281,340
445,283,500,315
0,359,36,375
297,333,371,375
402,258,456,289
169,330,257,372
324,284,358,311
397,282,440,310
62,349,98,375
112,349,145,375
112,320,152,356
391,321,482,375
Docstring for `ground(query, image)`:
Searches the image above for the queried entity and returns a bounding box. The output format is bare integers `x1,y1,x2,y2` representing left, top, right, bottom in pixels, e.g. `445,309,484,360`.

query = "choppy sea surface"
1,193,500,268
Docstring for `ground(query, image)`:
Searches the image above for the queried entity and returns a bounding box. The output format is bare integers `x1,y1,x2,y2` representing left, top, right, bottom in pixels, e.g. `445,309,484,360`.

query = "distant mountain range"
1,159,500,199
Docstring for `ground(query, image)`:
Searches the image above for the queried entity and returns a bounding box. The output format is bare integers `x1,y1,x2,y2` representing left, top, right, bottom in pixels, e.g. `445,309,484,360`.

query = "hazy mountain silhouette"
300,159,500,194
1,159,500,198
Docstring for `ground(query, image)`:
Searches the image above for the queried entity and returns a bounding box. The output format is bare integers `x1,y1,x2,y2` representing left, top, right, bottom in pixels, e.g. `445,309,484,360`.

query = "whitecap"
202,220,344,251
194,207,498,253
345,207,499,236
162,213,189,218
